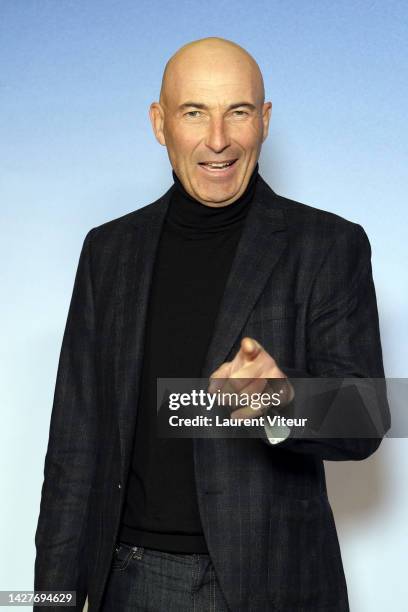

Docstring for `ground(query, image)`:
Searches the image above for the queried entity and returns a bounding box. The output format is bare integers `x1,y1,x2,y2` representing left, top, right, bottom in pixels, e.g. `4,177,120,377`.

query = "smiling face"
150,38,272,207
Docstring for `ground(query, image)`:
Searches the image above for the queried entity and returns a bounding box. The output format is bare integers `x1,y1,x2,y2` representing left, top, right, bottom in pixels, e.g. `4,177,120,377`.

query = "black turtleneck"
118,163,259,553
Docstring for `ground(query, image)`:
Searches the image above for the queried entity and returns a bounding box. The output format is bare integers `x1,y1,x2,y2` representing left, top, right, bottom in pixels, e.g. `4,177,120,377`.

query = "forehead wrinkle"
177,82,255,103
165,73,261,111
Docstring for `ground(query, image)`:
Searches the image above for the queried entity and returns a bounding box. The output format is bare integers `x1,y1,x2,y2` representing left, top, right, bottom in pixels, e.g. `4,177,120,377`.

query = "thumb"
208,361,233,392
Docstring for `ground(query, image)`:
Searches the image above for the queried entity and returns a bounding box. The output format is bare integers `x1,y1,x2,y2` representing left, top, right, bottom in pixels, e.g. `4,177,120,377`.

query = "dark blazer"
34,173,390,611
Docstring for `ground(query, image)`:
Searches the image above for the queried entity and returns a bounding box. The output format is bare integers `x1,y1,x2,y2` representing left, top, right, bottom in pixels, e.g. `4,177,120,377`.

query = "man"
34,37,390,611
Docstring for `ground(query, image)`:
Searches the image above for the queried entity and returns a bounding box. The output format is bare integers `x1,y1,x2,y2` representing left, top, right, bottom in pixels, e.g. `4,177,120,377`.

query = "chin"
204,193,237,206
198,182,238,199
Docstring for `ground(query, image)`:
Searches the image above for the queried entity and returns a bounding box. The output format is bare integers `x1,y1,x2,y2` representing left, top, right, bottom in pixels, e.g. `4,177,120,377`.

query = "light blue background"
1,1,407,610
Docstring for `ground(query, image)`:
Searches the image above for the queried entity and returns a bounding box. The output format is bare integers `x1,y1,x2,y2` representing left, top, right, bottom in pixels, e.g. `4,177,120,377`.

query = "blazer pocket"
248,303,297,324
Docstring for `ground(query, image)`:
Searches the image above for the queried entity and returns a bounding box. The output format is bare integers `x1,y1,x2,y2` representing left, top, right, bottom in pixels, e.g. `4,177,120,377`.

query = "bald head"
149,36,272,207
159,37,265,109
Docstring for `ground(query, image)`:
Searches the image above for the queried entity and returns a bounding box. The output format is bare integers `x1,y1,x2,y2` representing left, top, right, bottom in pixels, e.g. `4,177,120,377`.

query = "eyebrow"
178,101,257,112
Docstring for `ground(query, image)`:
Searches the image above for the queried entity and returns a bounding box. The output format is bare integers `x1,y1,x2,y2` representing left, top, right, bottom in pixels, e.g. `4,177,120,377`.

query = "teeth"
203,161,234,168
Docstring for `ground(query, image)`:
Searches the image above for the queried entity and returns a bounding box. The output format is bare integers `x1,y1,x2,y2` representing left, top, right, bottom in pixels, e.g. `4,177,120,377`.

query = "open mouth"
198,159,238,171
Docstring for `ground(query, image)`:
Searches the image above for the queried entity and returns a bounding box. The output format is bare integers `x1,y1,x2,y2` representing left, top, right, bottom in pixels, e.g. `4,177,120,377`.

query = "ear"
149,102,166,146
262,101,272,143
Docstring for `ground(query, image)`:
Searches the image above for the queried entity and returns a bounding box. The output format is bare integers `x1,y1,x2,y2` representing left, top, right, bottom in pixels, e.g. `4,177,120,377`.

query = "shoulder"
257,175,370,249
82,184,173,248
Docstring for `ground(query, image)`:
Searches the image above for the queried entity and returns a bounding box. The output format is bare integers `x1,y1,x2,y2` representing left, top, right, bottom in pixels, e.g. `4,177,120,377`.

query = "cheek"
232,120,263,147
172,125,201,152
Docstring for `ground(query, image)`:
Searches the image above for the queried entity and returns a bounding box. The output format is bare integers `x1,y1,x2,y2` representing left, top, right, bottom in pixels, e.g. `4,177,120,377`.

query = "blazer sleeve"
34,229,98,611
260,222,391,460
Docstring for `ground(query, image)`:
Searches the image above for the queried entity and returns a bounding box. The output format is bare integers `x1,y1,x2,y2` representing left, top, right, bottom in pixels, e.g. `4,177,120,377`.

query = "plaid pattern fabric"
34,174,389,611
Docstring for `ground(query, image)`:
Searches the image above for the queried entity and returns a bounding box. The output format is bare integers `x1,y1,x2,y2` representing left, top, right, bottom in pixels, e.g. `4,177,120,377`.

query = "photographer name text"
168,415,307,428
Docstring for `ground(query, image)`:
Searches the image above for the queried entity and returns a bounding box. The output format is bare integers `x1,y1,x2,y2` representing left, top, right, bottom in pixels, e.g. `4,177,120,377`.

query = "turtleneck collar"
166,162,259,235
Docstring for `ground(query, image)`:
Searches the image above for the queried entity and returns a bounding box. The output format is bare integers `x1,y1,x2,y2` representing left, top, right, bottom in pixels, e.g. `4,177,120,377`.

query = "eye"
185,110,201,117
233,110,248,117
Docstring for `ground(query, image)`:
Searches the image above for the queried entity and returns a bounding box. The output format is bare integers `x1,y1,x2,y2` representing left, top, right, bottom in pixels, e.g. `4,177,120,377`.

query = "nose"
204,117,230,153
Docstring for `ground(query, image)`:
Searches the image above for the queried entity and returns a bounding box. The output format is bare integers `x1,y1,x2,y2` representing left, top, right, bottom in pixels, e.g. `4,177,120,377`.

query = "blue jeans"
101,541,230,611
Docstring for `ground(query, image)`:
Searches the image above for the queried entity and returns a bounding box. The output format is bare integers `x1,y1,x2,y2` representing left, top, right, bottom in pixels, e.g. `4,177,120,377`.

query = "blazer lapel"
200,174,288,378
